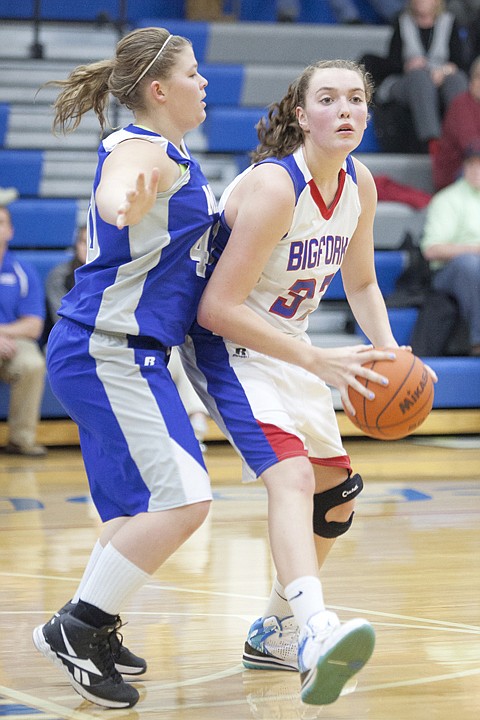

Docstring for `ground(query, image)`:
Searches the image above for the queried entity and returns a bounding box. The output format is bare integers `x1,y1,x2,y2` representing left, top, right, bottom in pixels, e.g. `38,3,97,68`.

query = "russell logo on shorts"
233,347,249,358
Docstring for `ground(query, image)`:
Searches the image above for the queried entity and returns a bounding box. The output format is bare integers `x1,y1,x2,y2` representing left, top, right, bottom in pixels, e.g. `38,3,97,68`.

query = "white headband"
125,35,173,96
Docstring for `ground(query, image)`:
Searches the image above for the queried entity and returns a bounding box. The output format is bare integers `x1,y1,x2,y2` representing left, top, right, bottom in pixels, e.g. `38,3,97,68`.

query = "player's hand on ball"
343,347,435,440
310,344,397,415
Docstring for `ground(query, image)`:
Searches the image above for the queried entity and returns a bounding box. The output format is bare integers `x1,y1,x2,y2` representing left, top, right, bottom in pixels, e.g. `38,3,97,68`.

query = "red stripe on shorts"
257,422,351,471
257,422,308,461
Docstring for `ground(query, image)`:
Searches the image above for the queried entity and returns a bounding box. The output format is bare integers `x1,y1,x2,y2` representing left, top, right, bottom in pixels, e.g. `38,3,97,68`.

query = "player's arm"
95,139,178,228
198,163,395,412
341,160,398,349
199,162,299,356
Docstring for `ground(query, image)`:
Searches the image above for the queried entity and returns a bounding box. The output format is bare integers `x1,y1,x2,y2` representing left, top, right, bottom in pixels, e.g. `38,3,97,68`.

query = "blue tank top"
59,124,218,346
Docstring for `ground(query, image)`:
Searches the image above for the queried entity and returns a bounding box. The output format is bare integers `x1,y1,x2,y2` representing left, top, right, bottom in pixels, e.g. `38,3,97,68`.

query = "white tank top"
216,147,361,339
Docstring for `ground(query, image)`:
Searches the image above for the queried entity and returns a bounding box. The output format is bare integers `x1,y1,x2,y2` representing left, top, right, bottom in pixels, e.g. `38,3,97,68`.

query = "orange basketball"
344,348,434,440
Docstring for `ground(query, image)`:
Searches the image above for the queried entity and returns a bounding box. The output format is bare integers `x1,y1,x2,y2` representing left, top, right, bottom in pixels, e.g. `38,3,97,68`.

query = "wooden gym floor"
0,416,479,719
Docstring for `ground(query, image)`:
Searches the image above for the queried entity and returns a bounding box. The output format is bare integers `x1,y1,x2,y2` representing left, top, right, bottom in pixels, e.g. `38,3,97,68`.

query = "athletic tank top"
59,124,218,346
214,147,361,338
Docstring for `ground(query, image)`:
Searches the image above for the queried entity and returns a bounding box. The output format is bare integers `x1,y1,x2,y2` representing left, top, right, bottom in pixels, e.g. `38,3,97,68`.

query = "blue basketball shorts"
46,318,212,521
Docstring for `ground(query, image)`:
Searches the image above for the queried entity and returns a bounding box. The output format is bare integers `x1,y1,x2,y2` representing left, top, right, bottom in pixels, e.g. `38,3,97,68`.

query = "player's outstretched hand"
116,168,161,230
311,344,397,416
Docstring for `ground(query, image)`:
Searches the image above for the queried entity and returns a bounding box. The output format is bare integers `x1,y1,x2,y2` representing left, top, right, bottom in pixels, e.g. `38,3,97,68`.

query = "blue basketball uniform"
47,125,217,520
183,148,360,479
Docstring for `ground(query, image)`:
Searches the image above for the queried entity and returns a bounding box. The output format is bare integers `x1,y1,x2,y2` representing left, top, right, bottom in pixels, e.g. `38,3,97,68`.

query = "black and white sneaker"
33,613,140,708
56,601,147,675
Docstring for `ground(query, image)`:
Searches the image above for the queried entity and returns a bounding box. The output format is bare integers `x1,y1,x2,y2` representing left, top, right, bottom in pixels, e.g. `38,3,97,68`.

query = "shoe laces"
90,623,123,683
107,618,125,659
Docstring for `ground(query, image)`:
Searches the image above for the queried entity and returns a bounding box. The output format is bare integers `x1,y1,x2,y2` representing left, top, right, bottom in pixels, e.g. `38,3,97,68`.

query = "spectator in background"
420,141,480,355
45,225,209,445
45,224,87,328
432,56,480,190
0,205,47,456
375,0,468,152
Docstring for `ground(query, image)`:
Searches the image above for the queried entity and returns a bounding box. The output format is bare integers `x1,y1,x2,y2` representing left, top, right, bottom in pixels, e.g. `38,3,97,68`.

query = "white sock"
264,577,293,620
72,540,104,604
285,575,325,630
79,542,150,615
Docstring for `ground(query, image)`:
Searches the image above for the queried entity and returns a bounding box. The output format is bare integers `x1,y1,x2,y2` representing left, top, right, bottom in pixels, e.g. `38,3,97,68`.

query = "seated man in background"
420,142,480,356
432,56,480,190
0,205,47,456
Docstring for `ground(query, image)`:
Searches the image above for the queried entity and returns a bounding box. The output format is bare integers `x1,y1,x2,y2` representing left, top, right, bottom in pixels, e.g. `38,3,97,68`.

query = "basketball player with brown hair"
183,59,429,706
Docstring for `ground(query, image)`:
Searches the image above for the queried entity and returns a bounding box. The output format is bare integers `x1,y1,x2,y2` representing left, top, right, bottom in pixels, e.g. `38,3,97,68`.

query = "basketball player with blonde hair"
32,26,218,709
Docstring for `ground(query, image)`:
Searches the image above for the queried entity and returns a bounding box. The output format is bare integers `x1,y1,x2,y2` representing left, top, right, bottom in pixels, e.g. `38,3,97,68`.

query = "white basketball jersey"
216,147,361,338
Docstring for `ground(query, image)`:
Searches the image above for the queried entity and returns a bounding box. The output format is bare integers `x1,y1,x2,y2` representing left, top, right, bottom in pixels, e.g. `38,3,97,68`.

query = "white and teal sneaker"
243,615,299,672
298,612,375,705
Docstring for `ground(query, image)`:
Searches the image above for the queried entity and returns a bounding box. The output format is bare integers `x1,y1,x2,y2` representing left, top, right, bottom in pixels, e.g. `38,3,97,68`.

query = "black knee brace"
313,473,363,539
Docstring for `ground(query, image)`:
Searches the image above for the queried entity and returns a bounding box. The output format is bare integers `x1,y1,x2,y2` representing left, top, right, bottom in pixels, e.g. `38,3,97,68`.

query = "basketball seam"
374,354,417,429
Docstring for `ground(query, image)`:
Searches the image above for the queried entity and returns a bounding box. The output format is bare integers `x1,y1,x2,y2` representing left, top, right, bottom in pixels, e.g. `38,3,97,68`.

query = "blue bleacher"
352,0,382,24
203,107,264,152
0,103,8,146
384,307,419,346
0,0,382,25
199,65,244,106
204,107,379,154
0,150,44,196
354,306,419,346
298,0,337,23
14,249,73,283
325,250,406,301
422,358,480,409
238,0,337,23
0,0,183,22
357,120,380,153
135,19,210,62
238,0,276,22
8,199,78,249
